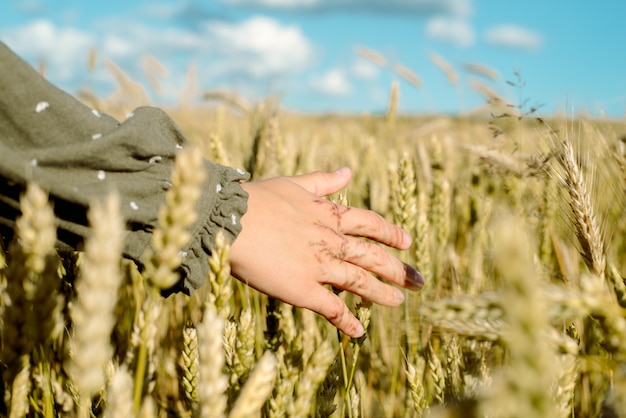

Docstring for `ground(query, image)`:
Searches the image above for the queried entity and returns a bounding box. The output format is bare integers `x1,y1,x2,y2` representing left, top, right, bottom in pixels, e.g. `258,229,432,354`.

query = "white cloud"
351,58,379,80
1,20,95,81
93,16,314,79
425,16,474,48
0,17,315,80
484,25,543,51
310,69,352,96
207,16,314,78
221,0,471,16
1,15,315,100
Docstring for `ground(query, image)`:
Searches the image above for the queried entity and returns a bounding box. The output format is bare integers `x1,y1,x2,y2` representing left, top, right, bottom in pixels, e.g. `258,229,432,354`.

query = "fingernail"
403,231,413,247
404,263,424,291
394,288,405,304
334,167,350,176
354,322,365,338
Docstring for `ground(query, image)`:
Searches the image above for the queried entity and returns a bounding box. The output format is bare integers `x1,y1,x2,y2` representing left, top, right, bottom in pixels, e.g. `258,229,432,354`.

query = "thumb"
290,167,352,197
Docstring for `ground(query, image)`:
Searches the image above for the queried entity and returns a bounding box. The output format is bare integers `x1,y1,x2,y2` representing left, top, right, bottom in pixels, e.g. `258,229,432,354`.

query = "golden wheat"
1,54,625,418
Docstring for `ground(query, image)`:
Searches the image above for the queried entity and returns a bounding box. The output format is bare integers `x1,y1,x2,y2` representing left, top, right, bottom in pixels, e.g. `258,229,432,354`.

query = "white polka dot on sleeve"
35,101,49,113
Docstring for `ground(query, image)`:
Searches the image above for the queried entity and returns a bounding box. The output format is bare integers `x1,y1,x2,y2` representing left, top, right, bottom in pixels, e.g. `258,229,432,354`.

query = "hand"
229,167,424,338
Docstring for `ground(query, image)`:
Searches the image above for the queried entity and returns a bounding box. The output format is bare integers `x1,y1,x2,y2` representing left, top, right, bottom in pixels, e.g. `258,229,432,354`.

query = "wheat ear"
9,359,30,418
428,52,458,85
556,138,606,277
229,351,277,418
236,309,257,371
182,325,199,405
481,216,556,418
196,303,228,418
405,354,429,417
289,340,335,417
144,146,207,290
207,229,233,320
266,345,300,418
3,184,57,416
68,193,124,416
426,342,446,405
103,366,134,418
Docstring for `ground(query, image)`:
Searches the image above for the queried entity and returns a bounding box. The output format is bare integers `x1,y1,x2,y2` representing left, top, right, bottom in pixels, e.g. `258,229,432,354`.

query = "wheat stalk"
386,81,400,137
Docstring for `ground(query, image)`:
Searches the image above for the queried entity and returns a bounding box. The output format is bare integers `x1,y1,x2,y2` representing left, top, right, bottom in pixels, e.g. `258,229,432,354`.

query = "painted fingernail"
404,263,424,290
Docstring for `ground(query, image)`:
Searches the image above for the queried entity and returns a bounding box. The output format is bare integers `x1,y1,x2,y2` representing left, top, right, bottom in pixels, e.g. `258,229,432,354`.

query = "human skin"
229,167,424,338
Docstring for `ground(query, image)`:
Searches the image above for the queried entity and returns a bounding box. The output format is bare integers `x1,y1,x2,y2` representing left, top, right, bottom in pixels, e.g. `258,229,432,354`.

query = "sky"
1,0,625,118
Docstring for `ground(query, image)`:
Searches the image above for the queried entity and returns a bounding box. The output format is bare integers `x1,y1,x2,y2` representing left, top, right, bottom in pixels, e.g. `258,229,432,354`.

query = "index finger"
339,207,412,250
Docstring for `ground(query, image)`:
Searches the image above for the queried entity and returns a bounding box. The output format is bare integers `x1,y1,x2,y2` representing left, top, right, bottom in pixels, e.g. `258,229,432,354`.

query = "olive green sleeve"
0,41,249,293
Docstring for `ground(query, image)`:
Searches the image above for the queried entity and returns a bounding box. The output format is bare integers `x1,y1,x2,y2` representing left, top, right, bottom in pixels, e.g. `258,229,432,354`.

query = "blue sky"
1,0,625,118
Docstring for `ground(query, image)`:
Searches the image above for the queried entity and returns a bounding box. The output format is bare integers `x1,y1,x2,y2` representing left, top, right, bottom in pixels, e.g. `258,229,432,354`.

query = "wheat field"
1,56,626,418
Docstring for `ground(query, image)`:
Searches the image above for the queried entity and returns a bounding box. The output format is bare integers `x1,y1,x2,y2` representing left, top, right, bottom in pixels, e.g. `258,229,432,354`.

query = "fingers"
340,236,424,291
336,205,413,250
310,200,424,292
307,256,419,338
288,169,412,250
304,287,365,338
329,259,407,304
290,167,352,197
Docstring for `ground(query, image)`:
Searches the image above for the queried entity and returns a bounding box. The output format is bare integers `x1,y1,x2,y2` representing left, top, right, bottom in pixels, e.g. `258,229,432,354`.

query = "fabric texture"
0,41,249,293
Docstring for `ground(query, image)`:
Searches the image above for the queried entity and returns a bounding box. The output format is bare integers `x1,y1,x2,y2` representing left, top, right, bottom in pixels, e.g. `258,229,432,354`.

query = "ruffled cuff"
178,162,249,292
